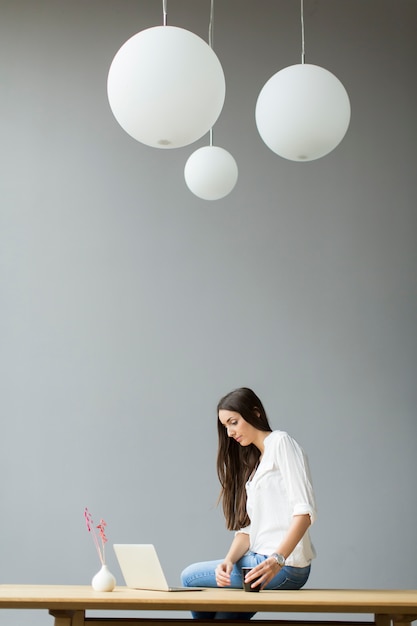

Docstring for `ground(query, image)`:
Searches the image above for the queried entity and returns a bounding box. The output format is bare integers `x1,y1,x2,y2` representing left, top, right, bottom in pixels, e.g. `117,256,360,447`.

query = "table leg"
49,610,85,626
392,616,417,626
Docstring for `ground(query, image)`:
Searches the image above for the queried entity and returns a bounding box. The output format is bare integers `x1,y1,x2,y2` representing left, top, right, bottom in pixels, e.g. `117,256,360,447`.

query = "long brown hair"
216,387,272,530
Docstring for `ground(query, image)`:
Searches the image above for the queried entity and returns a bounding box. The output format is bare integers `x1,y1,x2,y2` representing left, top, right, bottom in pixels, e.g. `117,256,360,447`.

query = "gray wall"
1,0,416,624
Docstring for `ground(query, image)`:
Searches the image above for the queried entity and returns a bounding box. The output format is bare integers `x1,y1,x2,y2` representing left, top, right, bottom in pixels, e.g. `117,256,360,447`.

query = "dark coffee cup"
241,566,261,592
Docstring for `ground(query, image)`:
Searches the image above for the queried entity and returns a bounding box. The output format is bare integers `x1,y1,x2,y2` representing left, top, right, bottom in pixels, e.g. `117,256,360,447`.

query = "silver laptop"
113,543,202,592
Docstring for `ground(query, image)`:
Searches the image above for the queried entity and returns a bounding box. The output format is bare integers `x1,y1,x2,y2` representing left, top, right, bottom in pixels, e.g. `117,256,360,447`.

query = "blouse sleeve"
274,433,317,524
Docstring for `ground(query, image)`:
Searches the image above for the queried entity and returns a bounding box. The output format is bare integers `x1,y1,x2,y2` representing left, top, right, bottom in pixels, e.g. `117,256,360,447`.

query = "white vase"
91,564,116,592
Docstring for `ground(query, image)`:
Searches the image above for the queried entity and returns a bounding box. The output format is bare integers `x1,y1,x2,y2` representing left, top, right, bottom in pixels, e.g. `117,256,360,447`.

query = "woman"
181,387,316,620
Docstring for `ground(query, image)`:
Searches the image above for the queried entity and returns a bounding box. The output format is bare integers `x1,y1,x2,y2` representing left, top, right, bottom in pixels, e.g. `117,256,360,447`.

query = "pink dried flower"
84,507,93,532
84,507,108,565
97,520,108,545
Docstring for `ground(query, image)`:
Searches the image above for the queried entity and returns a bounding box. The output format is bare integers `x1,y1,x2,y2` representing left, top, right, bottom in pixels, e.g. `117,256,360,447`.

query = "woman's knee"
180,563,196,586
181,560,219,588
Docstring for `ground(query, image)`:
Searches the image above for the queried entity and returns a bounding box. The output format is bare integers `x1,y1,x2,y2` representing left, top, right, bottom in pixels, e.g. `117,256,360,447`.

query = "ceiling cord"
301,0,306,63
209,0,215,146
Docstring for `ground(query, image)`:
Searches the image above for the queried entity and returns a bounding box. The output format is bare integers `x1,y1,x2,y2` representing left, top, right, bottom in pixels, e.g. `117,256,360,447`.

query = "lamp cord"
209,0,214,146
162,0,167,25
301,0,305,63
209,0,214,48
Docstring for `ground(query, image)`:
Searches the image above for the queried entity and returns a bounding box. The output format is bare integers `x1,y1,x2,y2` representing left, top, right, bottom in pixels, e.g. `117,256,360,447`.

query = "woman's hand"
247,515,311,589
217,531,250,587
215,560,234,587
244,557,281,590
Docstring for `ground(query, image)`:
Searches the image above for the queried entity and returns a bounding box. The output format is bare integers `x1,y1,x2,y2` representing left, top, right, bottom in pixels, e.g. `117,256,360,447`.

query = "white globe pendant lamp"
107,24,225,149
183,0,238,201
185,145,238,201
255,0,351,162
256,63,351,161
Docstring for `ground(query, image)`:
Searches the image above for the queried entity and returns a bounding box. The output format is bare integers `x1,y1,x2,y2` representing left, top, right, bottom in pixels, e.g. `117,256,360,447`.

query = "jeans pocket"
271,565,311,590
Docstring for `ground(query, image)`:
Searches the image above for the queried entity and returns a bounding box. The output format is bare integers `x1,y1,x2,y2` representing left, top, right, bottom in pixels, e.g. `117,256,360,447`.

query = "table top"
0,585,416,614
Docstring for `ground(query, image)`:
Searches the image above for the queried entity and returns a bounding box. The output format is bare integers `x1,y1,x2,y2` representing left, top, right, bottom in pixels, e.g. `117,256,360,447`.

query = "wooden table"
0,585,416,626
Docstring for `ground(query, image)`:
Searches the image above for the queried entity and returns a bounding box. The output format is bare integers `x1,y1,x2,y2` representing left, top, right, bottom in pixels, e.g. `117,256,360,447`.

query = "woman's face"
218,409,261,447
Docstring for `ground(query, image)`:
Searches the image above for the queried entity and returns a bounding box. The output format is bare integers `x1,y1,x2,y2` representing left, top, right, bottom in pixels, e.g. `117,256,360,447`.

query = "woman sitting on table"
181,387,317,620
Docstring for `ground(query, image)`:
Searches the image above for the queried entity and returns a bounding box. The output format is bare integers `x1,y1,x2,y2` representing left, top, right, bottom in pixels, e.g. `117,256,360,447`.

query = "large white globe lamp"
107,26,226,149
255,63,351,161
184,146,238,200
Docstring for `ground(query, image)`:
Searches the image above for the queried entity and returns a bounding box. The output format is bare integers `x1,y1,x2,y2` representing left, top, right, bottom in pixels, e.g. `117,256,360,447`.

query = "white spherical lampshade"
107,26,225,149
255,63,351,161
184,146,238,200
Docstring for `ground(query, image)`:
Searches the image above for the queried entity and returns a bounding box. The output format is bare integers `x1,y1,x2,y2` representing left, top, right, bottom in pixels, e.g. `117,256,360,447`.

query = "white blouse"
237,430,317,567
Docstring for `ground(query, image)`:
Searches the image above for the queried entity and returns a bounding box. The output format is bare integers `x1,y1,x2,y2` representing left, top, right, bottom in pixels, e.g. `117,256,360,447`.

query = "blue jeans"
181,551,311,620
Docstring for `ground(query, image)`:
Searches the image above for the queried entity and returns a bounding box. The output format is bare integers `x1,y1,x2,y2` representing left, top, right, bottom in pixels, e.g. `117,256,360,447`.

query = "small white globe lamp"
255,63,351,161
107,25,226,149
184,146,238,200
